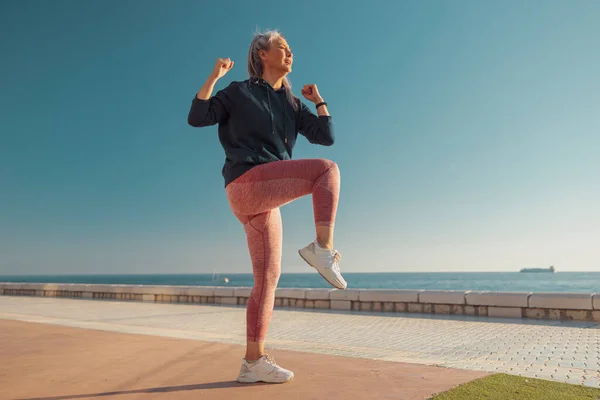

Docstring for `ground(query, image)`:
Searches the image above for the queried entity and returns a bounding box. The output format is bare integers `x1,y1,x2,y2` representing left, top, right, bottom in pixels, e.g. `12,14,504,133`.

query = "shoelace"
331,250,342,273
264,354,278,367
264,354,281,375
332,250,342,264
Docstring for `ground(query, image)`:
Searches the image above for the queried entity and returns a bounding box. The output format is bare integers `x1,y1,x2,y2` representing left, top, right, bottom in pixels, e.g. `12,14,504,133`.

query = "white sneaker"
298,240,347,289
237,355,294,384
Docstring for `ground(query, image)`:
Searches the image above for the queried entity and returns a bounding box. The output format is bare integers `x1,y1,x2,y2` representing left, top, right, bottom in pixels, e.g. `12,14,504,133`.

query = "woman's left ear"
258,49,268,61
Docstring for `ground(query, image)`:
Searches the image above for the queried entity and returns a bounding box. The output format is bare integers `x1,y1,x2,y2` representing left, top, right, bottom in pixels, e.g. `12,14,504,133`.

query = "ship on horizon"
520,265,555,273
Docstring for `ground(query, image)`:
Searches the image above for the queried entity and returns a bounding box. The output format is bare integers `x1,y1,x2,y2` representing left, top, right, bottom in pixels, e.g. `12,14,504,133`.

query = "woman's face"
262,37,293,73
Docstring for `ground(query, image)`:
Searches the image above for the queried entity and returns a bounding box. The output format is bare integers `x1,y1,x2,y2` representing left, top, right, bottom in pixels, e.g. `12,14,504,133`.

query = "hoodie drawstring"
255,77,287,145
266,87,275,136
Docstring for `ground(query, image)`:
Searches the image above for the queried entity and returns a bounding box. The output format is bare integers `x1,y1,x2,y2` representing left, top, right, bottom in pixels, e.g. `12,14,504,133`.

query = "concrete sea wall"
2,282,600,322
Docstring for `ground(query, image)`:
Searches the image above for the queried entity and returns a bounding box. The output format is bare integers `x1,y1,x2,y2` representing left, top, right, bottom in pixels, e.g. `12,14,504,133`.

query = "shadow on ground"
15,381,266,400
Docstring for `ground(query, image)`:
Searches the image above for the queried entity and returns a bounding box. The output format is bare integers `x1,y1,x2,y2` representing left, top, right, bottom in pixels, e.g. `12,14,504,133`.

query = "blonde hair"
247,29,297,110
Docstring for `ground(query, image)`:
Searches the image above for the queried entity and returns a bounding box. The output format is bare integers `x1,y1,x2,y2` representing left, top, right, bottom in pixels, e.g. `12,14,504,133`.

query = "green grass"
430,374,600,400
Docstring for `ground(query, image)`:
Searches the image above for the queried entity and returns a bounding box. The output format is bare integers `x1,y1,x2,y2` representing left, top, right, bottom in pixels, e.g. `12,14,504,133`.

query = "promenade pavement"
1,295,599,398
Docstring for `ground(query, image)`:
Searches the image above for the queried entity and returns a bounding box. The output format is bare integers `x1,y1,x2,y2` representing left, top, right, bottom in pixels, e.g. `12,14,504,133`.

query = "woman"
187,30,346,384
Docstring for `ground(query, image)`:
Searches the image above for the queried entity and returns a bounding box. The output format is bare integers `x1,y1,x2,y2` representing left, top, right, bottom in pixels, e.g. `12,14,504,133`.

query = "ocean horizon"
1,272,599,293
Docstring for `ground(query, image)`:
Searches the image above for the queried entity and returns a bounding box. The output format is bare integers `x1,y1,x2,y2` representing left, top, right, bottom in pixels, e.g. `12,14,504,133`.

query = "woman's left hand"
301,84,324,104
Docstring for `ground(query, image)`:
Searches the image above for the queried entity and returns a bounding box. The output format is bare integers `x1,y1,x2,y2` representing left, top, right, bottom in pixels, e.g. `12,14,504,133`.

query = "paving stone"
0,296,598,388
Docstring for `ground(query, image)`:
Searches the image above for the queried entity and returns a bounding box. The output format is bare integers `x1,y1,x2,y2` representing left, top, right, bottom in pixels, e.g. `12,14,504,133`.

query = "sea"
1,272,599,293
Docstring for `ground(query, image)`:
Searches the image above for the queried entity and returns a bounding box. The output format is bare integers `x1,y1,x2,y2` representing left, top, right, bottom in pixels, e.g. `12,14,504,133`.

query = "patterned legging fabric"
226,158,340,342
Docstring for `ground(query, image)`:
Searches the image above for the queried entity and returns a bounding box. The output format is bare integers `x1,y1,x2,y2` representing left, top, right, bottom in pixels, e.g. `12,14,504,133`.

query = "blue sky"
1,0,599,275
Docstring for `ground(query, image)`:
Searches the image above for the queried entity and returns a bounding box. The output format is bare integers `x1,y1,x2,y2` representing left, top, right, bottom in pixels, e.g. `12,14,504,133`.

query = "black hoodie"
187,78,335,187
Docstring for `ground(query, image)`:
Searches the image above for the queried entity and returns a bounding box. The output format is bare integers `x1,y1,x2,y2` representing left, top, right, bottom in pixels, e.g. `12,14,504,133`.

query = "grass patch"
430,374,600,400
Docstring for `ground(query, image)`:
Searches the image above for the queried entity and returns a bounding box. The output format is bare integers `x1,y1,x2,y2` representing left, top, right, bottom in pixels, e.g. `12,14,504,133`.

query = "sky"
1,0,599,275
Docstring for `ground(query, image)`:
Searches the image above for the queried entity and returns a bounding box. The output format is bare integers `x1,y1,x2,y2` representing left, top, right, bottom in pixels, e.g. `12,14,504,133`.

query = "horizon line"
0,270,594,277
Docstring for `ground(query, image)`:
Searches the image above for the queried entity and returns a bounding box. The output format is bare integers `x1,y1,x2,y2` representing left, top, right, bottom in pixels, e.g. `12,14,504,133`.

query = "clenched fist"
211,58,234,79
301,84,324,104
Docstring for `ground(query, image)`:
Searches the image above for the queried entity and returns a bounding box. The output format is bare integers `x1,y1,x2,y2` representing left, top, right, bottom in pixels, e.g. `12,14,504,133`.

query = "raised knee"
318,158,339,172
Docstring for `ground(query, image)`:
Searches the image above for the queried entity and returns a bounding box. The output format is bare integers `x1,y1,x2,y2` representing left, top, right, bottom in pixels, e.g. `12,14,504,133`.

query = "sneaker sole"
237,374,294,384
298,250,346,290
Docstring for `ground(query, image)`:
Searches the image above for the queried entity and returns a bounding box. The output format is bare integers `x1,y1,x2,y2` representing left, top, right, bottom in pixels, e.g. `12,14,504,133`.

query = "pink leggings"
226,158,340,342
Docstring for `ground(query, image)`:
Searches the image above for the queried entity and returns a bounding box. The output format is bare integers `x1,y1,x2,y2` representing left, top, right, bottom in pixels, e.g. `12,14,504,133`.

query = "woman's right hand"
211,58,234,79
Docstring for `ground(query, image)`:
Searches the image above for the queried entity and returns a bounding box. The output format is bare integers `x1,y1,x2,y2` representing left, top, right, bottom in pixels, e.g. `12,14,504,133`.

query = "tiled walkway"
1,296,599,387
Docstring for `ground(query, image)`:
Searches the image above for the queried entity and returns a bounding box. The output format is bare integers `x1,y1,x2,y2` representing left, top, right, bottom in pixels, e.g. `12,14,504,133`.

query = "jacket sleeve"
297,101,335,146
187,82,237,127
